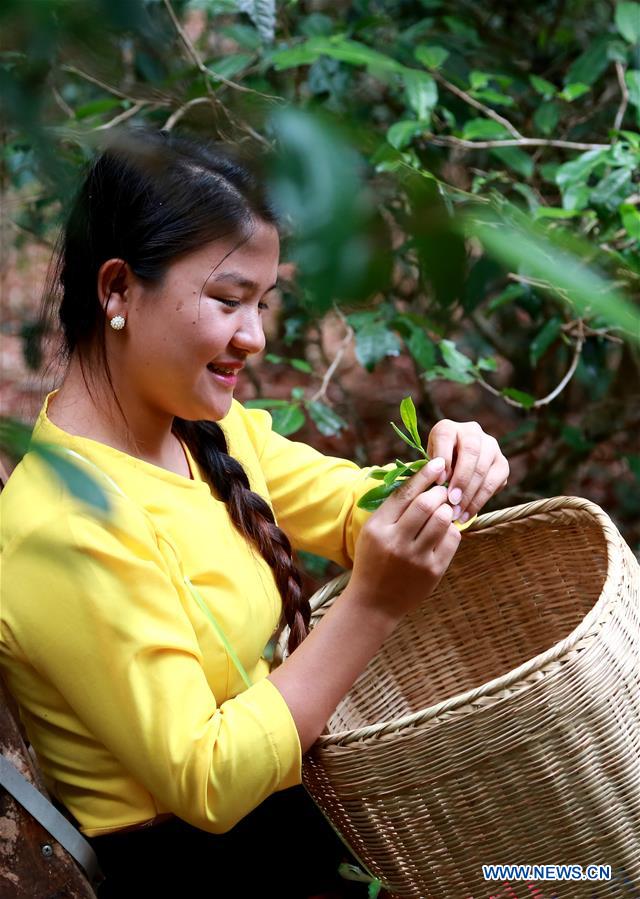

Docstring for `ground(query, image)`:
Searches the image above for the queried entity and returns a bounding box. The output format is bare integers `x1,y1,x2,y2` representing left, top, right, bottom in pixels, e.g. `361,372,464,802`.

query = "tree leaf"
558,83,590,102
530,316,563,366
403,70,438,120
462,118,508,139
414,44,449,69
615,2,640,44
244,398,291,408
620,202,640,238
529,74,556,97
555,148,607,191
270,404,306,436
406,327,436,371
440,339,473,373
566,35,611,85
490,147,534,179
626,70,640,109
501,387,536,408
354,322,402,371
306,400,347,436
386,119,424,150
35,444,112,515
236,0,276,44
533,101,559,135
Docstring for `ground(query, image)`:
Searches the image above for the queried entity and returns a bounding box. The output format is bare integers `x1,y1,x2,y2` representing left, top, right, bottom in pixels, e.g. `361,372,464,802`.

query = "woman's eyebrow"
210,271,278,292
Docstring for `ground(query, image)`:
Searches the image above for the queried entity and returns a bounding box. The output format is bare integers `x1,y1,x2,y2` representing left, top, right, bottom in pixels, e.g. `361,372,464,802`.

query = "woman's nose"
232,313,266,355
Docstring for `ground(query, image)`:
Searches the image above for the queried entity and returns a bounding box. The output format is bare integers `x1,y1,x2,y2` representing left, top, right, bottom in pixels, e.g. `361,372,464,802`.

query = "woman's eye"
215,298,240,307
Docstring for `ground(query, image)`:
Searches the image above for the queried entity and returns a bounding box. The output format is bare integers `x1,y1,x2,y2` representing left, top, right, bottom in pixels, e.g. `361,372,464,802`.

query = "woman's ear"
97,258,133,317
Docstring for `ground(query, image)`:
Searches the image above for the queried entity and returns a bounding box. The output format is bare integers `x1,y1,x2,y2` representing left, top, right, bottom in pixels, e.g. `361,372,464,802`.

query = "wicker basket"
279,497,640,898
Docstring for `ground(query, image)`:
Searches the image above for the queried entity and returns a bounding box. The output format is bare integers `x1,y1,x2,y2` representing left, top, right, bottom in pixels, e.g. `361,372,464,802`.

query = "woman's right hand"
349,457,461,622
269,456,462,752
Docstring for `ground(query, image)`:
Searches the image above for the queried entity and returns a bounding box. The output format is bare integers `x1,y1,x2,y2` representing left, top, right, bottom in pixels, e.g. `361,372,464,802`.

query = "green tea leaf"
390,421,423,453
356,481,401,511
399,396,423,449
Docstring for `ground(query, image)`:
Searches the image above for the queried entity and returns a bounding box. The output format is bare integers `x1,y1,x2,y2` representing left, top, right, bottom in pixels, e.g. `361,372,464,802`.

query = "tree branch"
476,323,586,409
310,308,354,403
426,134,610,151
163,97,214,130
614,60,629,133
430,69,523,139
162,0,282,103
60,65,163,105
95,101,150,130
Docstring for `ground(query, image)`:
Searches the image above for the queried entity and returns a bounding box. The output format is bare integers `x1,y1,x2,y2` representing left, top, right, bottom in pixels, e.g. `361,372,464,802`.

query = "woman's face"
116,219,279,424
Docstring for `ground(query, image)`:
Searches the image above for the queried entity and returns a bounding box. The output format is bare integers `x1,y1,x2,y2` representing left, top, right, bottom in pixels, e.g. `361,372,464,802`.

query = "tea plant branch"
614,60,629,133
163,97,213,130
430,70,523,139
60,65,158,105
51,85,74,118
507,272,573,303
95,101,151,130
477,323,586,409
310,309,354,403
162,0,281,103
426,134,611,151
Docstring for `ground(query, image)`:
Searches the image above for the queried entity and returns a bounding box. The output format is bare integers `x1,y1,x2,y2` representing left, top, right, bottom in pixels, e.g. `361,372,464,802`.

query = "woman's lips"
207,364,238,387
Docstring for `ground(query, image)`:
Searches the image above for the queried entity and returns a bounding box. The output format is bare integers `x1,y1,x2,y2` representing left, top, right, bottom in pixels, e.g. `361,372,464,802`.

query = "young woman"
0,128,509,897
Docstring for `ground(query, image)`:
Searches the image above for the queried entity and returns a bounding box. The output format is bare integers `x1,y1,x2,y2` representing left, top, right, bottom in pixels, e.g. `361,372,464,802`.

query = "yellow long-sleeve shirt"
0,390,472,838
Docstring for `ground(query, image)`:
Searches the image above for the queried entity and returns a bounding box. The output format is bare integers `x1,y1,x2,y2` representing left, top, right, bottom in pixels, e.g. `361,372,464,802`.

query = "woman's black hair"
41,125,309,655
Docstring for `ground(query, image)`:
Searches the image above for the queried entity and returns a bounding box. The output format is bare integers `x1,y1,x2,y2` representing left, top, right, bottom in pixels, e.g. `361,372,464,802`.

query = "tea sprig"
357,396,439,512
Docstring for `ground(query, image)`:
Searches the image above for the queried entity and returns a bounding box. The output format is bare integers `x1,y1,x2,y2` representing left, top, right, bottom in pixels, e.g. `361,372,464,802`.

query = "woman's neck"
48,360,192,478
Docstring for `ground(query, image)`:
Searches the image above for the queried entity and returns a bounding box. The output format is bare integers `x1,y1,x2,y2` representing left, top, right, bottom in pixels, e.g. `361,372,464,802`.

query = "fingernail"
452,505,461,519
429,457,445,472
449,487,462,504
436,470,447,485
460,511,470,523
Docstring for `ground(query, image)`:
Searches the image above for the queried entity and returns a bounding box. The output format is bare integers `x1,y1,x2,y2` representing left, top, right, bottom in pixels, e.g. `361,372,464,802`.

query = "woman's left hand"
427,420,510,523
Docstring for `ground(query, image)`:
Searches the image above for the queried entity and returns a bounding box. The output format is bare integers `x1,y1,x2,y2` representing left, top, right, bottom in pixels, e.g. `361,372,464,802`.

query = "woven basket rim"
294,495,628,747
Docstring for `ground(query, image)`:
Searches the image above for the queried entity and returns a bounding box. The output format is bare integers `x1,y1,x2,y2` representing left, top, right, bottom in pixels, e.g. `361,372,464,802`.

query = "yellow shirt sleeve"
232,402,475,569
2,503,301,835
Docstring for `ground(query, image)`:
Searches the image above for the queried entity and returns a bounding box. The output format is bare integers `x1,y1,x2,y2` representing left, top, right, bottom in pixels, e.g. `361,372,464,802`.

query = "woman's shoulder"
0,447,157,559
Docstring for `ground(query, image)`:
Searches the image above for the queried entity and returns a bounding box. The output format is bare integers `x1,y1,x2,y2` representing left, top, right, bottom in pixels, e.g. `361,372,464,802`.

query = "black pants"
86,785,370,898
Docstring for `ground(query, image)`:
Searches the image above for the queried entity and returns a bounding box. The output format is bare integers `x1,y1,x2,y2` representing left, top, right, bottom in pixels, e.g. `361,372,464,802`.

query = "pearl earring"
110,315,126,331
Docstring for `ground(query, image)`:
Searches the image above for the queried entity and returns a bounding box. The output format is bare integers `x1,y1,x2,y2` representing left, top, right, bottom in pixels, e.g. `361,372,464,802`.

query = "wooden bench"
0,454,100,897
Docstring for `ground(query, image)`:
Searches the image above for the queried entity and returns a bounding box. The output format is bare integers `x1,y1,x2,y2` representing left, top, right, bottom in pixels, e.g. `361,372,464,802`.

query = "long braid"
173,417,310,655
